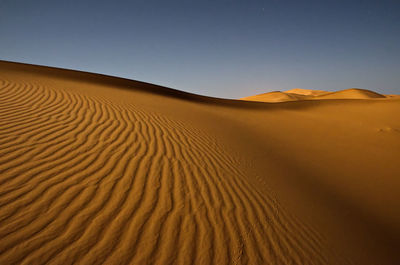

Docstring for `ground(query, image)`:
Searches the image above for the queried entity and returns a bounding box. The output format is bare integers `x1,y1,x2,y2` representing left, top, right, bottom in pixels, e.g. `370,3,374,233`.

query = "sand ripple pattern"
0,79,331,264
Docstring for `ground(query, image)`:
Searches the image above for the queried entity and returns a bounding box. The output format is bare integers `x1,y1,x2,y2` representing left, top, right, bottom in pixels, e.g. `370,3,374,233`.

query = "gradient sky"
0,0,399,98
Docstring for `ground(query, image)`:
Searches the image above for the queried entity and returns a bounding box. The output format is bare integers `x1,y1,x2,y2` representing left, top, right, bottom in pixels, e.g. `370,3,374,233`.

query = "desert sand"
0,61,399,265
241,88,394,102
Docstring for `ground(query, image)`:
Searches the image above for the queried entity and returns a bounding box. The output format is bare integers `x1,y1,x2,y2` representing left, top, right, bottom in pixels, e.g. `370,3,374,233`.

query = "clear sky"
0,0,399,98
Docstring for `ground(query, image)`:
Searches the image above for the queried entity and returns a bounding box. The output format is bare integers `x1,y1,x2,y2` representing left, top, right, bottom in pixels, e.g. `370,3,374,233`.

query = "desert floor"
0,61,399,265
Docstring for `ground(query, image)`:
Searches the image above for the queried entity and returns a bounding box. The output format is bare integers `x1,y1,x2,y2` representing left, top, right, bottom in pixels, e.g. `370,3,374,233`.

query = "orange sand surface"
0,61,399,264
241,88,392,102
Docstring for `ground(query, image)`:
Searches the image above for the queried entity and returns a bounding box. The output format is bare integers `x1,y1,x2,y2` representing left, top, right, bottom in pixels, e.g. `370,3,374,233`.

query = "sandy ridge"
0,71,332,264
241,88,393,102
1,61,399,264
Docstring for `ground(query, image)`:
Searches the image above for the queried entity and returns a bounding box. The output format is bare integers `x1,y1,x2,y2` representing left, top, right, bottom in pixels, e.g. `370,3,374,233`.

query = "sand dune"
242,88,390,102
315,88,386,99
0,61,399,265
285,88,328,96
241,91,307,102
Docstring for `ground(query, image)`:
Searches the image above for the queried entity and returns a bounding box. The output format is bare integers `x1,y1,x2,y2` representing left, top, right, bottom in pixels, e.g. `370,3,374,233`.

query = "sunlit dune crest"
0,61,399,265
241,88,392,102
241,91,307,102
285,88,328,96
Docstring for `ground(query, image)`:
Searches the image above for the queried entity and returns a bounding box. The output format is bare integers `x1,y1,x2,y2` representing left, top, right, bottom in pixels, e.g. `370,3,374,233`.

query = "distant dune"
285,88,328,96
241,88,391,102
241,91,307,102
0,61,399,265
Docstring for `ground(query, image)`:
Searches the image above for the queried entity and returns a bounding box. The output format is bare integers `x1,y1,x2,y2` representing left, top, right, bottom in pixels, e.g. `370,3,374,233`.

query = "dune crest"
242,88,389,102
0,61,399,265
316,88,386,99
285,88,328,96
241,91,306,102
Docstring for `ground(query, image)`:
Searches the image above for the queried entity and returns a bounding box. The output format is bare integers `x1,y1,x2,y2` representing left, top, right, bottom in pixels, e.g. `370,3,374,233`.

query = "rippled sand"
1,61,399,264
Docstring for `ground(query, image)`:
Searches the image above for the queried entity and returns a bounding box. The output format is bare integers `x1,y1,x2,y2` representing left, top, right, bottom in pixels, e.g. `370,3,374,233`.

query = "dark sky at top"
0,0,399,98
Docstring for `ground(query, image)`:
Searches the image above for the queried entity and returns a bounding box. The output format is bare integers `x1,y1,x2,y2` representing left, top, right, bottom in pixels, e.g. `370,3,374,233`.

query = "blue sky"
0,0,399,98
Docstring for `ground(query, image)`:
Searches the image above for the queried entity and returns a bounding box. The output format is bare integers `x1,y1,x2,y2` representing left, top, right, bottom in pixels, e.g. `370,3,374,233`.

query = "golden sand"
0,61,399,264
241,88,388,102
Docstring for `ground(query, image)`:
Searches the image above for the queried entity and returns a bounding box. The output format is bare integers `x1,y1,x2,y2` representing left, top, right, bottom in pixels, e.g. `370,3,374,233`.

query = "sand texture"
0,61,399,265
